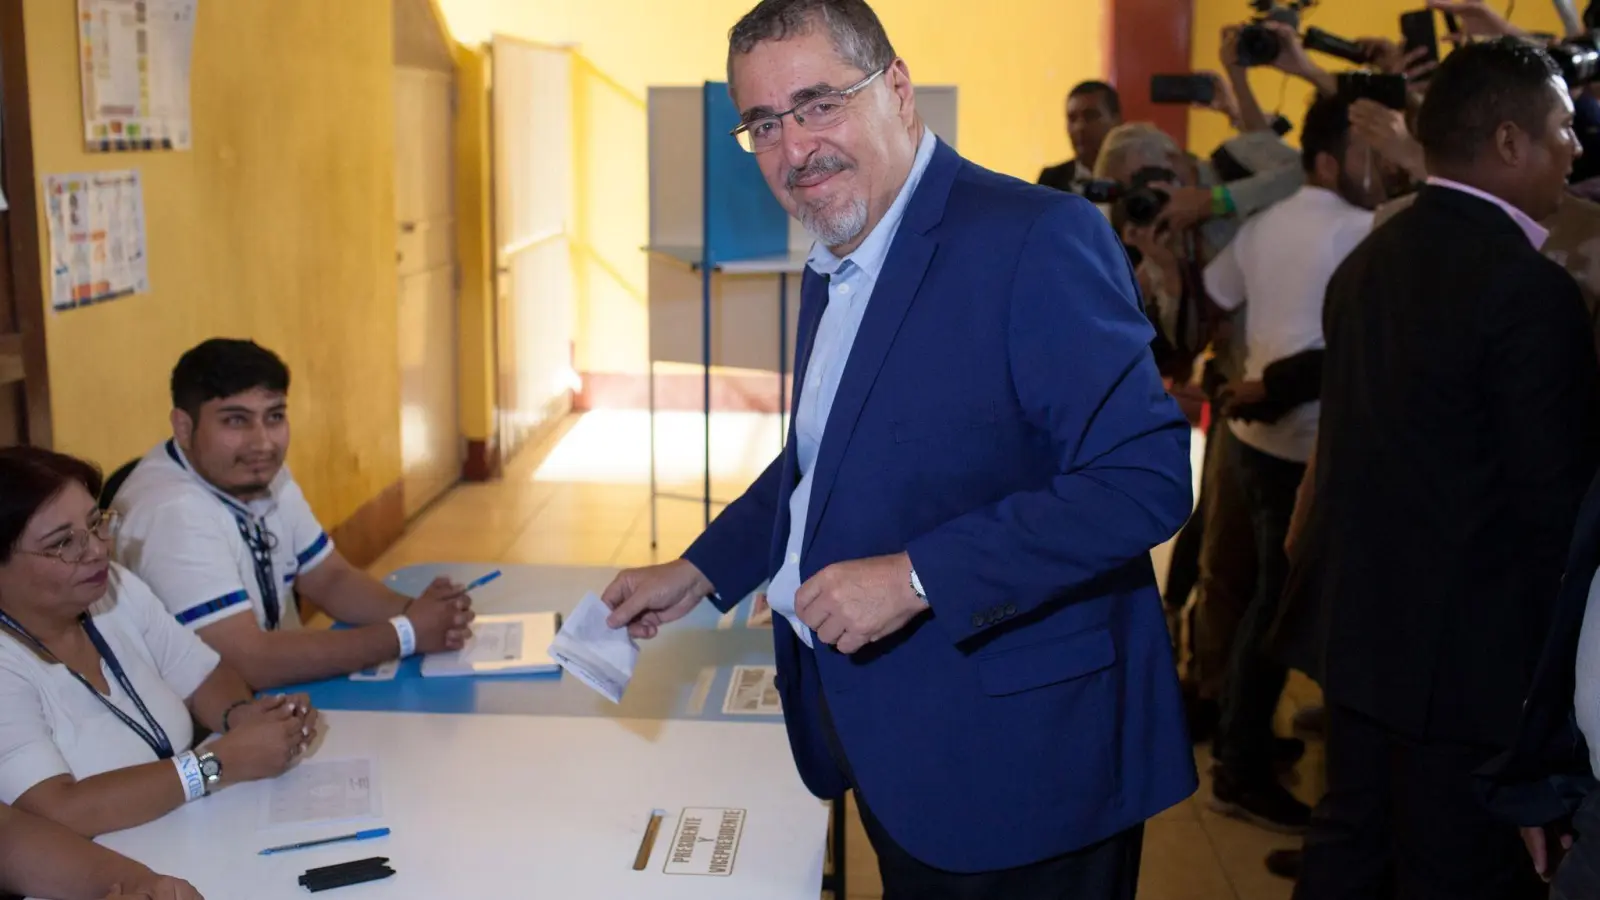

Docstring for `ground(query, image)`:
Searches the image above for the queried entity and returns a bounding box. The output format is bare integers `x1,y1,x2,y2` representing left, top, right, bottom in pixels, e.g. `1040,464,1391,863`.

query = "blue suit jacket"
683,139,1197,873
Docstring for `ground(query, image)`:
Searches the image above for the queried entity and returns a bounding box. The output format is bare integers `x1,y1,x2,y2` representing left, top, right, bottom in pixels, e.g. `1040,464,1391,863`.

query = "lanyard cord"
0,608,175,759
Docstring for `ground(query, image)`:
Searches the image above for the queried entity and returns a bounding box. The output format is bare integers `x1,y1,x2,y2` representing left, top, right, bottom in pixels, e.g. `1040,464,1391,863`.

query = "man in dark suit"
1478,469,1600,898
1038,81,1121,194
601,1,1197,896
1294,37,1600,900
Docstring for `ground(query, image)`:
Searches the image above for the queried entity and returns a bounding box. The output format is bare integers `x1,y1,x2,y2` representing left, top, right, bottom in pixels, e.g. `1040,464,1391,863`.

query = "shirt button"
838,283,852,295
789,553,799,564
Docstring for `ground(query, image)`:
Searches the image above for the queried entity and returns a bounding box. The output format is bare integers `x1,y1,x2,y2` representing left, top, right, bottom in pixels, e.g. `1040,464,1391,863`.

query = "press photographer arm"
1223,26,1274,133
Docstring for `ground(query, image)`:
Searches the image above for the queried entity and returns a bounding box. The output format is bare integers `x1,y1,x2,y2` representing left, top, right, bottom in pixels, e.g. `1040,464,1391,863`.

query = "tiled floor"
369,409,1324,900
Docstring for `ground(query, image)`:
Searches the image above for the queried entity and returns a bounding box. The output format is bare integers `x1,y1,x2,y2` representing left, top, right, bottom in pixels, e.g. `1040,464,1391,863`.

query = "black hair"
0,447,102,564
1069,80,1122,118
1416,36,1562,168
1300,93,1353,174
727,0,896,82
170,339,290,420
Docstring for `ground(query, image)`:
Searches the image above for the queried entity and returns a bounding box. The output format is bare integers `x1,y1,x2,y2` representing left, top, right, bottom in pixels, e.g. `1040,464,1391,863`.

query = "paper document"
547,592,639,704
722,665,782,716
464,620,523,663
419,612,559,677
261,758,380,829
348,660,398,682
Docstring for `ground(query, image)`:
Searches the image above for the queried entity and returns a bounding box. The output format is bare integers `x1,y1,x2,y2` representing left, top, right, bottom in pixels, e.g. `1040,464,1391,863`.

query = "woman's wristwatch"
197,750,223,795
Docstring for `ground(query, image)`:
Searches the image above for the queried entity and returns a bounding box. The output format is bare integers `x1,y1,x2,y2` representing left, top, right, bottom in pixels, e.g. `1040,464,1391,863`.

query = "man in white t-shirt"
1200,94,1386,833
112,339,474,689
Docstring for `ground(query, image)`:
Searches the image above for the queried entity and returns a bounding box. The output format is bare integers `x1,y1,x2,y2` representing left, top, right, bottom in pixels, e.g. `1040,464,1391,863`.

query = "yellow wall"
25,0,400,526
435,0,1107,376
1188,2,1571,155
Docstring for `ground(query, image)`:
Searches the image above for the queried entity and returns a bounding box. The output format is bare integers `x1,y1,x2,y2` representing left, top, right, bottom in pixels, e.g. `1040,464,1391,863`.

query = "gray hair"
727,0,896,85
1094,123,1183,180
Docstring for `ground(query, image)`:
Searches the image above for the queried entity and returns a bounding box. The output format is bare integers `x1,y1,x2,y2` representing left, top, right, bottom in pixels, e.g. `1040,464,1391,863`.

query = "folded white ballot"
547,592,639,704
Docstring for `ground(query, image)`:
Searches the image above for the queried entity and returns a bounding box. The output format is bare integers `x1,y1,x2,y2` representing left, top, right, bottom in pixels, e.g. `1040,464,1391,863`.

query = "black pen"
298,858,389,886
304,865,395,893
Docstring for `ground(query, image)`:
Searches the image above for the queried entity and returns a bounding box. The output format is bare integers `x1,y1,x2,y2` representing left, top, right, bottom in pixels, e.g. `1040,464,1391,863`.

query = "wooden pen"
634,810,664,870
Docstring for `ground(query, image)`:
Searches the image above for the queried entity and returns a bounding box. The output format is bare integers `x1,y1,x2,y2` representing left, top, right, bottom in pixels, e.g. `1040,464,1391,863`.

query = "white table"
96,710,829,899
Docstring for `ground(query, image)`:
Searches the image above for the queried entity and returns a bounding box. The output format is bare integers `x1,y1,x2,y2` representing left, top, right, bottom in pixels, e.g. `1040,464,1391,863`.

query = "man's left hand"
795,553,929,654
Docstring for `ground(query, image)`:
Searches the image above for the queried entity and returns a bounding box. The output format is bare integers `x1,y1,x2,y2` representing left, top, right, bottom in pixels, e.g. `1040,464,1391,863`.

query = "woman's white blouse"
0,563,219,803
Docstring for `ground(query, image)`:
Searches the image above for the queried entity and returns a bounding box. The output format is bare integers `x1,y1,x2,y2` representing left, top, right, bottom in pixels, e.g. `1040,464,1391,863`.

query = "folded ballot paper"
547,592,639,703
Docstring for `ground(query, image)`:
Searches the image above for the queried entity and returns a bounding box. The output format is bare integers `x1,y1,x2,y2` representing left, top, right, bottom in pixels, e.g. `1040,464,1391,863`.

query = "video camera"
1236,0,1373,67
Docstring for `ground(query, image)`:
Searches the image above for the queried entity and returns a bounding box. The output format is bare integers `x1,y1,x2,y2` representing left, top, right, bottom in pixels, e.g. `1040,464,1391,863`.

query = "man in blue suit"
601,1,1197,895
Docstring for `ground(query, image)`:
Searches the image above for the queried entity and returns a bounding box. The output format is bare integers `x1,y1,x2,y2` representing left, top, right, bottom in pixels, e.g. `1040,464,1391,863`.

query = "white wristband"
173,751,205,803
390,615,417,658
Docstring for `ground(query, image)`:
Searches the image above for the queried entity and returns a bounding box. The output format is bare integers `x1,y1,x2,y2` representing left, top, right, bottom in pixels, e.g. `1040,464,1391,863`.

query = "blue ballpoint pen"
462,570,502,593
259,827,391,856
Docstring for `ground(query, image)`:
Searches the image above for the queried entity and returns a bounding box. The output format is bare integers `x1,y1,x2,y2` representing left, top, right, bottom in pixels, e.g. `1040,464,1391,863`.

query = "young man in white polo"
112,339,473,689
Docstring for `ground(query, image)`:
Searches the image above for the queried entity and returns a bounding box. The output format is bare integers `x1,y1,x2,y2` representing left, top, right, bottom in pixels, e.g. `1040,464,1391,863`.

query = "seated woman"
0,801,201,899
0,447,318,837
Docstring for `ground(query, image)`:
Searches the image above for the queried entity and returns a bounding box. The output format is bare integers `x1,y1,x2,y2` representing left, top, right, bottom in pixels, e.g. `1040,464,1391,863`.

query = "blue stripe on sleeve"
296,533,331,567
175,590,251,626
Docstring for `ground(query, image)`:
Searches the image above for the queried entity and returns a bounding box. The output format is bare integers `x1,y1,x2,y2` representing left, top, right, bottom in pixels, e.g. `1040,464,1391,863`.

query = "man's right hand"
107,874,204,900
1522,823,1575,882
408,577,475,654
602,560,714,639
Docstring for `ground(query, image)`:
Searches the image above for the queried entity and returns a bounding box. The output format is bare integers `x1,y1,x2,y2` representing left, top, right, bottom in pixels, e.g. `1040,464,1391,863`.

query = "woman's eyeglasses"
22,509,120,565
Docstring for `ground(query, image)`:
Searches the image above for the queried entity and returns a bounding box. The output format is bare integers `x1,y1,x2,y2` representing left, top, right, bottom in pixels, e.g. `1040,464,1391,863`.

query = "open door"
490,36,576,463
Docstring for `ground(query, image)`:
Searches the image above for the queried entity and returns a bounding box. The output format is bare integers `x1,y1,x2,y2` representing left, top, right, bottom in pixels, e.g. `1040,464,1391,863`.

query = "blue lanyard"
0,609,175,760
164,440,282,631
232,515,281,631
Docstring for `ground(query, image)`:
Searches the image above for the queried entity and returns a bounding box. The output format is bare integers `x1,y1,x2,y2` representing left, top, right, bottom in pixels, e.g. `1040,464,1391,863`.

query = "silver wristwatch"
197,750,223,795
909,567,927,603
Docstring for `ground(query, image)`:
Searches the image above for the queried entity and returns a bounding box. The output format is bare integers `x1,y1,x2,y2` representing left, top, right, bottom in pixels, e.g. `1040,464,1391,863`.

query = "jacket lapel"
800,138,961,555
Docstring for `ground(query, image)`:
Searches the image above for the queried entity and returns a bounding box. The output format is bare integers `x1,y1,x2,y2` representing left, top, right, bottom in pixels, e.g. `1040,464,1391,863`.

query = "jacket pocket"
975,626,1117,697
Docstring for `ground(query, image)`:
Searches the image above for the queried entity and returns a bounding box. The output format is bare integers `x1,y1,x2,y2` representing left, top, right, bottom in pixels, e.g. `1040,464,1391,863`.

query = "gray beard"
798,196,869,248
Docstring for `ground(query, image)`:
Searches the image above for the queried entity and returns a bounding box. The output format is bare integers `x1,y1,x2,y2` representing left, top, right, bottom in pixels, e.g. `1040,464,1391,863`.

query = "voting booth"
643,82,959,543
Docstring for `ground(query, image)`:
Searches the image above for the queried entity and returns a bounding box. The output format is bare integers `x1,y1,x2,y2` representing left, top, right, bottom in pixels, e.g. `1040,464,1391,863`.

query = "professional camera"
1084,167,1176,228
1544,0,1600,85
1236,0,1315,67
1551,34,1600,87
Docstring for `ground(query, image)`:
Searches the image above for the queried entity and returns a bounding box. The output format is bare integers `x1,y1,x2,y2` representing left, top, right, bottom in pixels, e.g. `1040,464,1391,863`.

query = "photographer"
1201,93,1388,835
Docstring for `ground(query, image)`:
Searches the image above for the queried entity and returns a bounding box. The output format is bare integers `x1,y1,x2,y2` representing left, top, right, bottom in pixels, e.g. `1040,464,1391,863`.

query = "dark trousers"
817,694,1143,899
1164,418,1216,612
1213,436,1304,780
1555,786,1600,900
1295,704,1547,900
1185,425,1259,701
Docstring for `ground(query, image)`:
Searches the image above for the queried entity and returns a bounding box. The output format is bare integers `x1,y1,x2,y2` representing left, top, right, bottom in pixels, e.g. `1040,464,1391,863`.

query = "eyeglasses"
23,510,119,565
730,66,888,154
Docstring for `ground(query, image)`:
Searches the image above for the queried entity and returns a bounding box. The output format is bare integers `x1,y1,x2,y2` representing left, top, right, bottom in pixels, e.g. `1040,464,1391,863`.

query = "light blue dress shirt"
1574,566,1600,778
766,126,938,647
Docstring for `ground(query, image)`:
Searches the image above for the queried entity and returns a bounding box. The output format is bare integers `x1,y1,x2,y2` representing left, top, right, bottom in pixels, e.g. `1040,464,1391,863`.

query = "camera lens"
1237,23,1282,67
1122,188,1170,227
